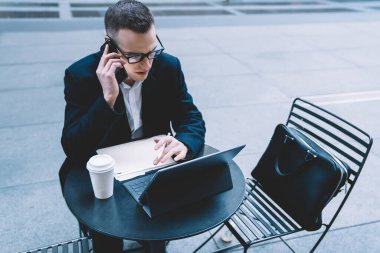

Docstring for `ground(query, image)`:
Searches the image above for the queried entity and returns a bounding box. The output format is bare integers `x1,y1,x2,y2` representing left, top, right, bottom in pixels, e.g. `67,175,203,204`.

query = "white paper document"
97,135,176,181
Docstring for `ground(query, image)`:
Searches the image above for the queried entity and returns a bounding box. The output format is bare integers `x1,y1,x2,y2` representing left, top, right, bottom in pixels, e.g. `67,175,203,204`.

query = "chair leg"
279,236,296,253
79,222,90,237
212,243,243,253
310,225,330,253
193,224,225,253
79,222,83,237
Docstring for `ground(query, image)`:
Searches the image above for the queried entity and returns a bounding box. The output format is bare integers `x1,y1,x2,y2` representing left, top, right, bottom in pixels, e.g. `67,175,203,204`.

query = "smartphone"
105,39,128,84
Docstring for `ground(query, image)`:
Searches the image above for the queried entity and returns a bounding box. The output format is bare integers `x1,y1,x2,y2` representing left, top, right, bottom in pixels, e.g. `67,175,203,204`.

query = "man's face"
113,26,157,83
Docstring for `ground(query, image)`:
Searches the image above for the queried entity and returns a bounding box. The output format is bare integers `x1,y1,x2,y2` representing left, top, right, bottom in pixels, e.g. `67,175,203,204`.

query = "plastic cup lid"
87,154,115,173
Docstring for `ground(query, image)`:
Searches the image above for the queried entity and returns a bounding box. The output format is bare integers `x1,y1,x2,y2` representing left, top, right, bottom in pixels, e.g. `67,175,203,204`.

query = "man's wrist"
104,95,117,109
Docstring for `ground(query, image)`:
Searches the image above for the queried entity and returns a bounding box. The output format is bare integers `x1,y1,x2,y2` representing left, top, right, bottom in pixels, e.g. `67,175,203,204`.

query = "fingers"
98,44,122,70
102,54,124,69
153,147,164,165
96,54,123,81
159,144,182,164
103,58,123,75
154,136,173,150
174,148,187,161
153,139,175,165
154,140,188,164
102,43,109,56
99,44,111,67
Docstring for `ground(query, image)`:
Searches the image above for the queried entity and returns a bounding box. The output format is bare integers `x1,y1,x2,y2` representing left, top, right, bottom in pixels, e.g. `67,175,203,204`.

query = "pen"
156,133,171,163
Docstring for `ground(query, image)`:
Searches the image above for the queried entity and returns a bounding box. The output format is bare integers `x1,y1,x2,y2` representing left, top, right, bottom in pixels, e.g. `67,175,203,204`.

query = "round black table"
64,145,245,253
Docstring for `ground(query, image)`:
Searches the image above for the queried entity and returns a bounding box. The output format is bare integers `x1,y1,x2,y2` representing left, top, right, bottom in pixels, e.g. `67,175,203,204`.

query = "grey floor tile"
0,86,65,128
179,54,253,77
331,46,380,67
158,27,204,41
188,74,290,109
202,102,291,155
321,101,380,139
0,30,104,46
280,23,355,36
294,33,380,50
0,43,99,65
365,65,380,83
167,231,218,252
286,221,380,252
372,139,380,157
246,240,295,253
0,62,67,90
0,122,65,188
164,39,221,57
233,152,262,178
206,35,316,54
341,21,380,37
0,180,78,253
259,68,380,97
194,25,291,40
185,75,207,88
239,50,357,74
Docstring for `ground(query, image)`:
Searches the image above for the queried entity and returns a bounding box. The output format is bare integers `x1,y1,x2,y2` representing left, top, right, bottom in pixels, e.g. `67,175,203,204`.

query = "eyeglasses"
108,35,165,64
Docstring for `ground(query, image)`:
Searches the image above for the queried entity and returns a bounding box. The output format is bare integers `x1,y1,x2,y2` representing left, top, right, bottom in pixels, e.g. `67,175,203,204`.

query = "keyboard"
122,173,155,201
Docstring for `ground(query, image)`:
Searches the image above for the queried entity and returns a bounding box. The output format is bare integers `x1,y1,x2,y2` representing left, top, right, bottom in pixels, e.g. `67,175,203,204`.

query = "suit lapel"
114,86,132,138
114,88,125,113
142,69,159,137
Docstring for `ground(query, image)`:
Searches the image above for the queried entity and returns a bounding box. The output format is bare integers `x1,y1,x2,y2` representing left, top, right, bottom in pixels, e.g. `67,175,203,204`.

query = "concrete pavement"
1,0,380,252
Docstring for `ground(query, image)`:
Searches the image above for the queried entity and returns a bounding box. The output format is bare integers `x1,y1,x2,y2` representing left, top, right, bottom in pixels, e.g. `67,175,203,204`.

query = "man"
59,1,206,252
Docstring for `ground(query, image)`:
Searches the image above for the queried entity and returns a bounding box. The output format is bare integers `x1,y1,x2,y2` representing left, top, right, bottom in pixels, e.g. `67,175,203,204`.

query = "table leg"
146,240,166,253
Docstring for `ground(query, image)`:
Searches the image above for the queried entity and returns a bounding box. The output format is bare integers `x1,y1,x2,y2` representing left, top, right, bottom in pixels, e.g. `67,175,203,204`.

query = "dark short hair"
104,0,154,36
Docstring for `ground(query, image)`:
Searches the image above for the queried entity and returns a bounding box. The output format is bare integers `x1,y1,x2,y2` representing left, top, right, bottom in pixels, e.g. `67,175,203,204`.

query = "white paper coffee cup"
86,154,115,199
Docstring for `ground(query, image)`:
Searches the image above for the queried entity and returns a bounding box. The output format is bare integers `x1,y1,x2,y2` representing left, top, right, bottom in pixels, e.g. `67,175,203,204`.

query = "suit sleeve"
171,58,206,157
61,68,123,162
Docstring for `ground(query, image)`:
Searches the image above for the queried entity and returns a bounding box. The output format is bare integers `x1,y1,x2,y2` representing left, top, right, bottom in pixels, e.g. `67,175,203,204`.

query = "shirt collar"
120,80,143,90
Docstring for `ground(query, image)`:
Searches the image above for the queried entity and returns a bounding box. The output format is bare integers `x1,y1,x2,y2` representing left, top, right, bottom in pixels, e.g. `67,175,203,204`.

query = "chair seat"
20,237,91,253
226,178,302,247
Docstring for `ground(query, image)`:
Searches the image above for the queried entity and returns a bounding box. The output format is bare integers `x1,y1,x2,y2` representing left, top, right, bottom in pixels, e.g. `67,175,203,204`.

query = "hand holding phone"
96,42,126,108
105,39,128,84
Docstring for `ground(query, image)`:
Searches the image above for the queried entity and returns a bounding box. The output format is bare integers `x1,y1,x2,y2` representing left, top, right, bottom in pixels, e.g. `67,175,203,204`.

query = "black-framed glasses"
108,35,165,64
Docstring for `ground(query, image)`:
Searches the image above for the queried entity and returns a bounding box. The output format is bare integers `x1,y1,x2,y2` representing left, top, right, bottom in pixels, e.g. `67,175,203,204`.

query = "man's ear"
100,35,110,52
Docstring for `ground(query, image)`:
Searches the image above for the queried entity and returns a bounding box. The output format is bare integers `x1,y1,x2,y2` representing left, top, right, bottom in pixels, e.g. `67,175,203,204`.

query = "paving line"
302,90,380,105
0,178,59,190
0,120,63,130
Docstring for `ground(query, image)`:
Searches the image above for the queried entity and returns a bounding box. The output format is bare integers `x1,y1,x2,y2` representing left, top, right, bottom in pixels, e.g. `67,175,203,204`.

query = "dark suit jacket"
59,51,206,190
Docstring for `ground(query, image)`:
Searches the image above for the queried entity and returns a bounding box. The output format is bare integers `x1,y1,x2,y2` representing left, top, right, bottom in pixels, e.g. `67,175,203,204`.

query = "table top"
63,145,245,241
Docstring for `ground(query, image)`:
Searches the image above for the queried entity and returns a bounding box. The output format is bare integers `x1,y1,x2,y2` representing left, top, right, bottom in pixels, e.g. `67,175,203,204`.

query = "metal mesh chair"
194,98,373,253
19,237,91,253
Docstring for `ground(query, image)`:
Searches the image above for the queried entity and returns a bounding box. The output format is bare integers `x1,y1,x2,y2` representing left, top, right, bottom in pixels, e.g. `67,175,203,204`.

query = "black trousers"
80,223,123,253
91,230,123,253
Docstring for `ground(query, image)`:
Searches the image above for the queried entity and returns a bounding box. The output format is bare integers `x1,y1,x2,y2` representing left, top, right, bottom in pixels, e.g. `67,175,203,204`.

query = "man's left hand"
153,135,188,165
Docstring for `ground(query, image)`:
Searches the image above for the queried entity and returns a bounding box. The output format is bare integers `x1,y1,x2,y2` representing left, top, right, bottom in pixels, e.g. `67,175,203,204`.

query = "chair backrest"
285,98,373,225
19,237,90,253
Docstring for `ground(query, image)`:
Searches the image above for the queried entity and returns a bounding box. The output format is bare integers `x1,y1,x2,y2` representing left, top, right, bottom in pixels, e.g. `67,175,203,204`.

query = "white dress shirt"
119,81,143,140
